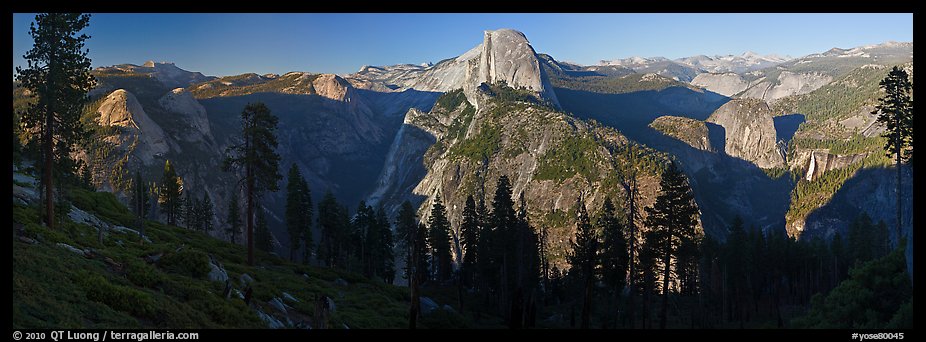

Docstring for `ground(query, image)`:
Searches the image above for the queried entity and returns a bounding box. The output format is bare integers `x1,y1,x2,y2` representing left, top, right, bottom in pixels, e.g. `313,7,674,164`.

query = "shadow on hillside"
365,123,433,218
556,86,795,238
800,165,913,243
199,90,438,257
773,114,805,144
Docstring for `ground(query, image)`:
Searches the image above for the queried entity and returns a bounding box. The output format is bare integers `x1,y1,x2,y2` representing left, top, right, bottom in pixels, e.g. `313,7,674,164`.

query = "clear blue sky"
12,13,913,77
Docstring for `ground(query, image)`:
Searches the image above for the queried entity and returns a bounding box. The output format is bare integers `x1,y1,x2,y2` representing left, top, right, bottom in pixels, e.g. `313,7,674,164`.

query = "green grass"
12,186,423,329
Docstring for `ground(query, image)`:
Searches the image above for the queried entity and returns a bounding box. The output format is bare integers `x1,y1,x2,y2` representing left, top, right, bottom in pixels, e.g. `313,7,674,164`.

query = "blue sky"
12,13,913,77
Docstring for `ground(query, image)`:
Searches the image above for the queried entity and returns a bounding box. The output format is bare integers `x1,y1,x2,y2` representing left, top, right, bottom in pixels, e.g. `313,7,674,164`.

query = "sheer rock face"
691,73,750,97
97,89,169,165
789,149,870,182
740,71,833,103
706,99,785,169
158,88,213,142
462,29,560,109
349,29,559,109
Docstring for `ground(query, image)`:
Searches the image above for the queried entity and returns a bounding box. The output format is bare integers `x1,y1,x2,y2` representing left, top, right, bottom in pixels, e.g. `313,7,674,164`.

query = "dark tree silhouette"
255,208,272,253
130,170,149,235
396,200,418,281
598,197,628,327
568,197,598,329
223,102,282,265
226,191,242,244
872,66,913,240
460,195,479,288
428,193,453,282
15,13,96,229
644,161,700,329
285,164,311,262
159,160,182,226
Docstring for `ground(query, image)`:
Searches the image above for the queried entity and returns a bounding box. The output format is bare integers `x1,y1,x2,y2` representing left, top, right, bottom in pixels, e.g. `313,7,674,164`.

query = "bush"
77,272,156,318
534,135,602,182
159,249,210,278
125,260,164,288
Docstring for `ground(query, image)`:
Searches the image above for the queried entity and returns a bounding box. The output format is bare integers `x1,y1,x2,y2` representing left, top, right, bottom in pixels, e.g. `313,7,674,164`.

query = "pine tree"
181,191,194,229
352,201,375,276
512,192,541,328
568,197,598,329
285,164,309,262
460,195,480,288
375,206,396,284
490,176,519,322
226,192,242,244
317,191,342,268
428,194,453,283
300,173,313,264
130,170,149,235
598,197,628,327
159,160,183,226
255,208,272,253
413,222,431,286
200,193,214,234
223,102,282,265
396,200,418,281
15,13,96,229
476,197,493,293
873,66,913,240
643,161,700,329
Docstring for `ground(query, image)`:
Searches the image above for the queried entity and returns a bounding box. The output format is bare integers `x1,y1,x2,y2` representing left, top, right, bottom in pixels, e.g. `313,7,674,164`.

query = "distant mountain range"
13,30,912,270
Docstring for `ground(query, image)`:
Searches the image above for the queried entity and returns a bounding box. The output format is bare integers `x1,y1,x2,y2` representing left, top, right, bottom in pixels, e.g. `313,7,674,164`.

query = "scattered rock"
13,184,37,205
420,296,439,314
17,236,38,245
326,297,337,313
334,278,348,286
143,252,163,264
56,243,88,256
207,256,228,283
110,225,152,243
269,297,287,314
240,273,255,286
282,292,300,303
13,171,37,187
234,289,245,300
255,309,285,329
67,206,106,230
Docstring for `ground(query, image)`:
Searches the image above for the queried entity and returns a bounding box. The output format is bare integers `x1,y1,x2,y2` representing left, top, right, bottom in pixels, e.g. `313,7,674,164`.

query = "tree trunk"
896,145,902,243
660,243,671,329
626,177,637,328
581,274,592,329
409,229,420,329
44,87,55,229
246,150,254,266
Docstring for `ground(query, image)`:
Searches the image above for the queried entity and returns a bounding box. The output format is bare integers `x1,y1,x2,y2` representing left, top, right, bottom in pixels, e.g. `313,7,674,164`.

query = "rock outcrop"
649,116,713,152
740,71,832,102
97,89,170,165
691,73,750,97
158,88,213,142
461,29,560,108
349,29,559,109
789,149,870,182
706,99,785,169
